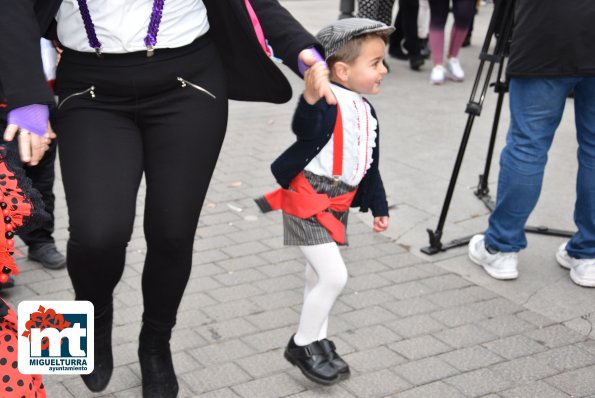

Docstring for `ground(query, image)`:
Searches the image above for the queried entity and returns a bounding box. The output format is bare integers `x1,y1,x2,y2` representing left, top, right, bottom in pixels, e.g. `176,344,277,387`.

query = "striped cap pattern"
316,18,395,60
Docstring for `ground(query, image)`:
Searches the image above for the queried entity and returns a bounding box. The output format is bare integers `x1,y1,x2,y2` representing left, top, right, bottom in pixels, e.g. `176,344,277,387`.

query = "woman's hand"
298,49,336,105
3,123,55,166
373,216,389,232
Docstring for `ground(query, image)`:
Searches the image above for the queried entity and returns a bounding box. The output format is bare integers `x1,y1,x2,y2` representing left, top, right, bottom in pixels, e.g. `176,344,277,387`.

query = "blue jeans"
485,77,595,259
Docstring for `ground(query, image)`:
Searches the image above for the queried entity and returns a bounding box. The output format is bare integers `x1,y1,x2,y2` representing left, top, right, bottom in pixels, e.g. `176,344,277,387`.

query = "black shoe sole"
284,350,341,386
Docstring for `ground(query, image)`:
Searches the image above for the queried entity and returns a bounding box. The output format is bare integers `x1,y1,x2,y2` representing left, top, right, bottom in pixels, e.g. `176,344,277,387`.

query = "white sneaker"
556,241,595,287
468,234,519,279
446,58,465,81
430,65,445,85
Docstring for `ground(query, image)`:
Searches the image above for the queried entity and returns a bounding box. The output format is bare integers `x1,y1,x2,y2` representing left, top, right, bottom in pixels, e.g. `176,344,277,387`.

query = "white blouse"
305,84,378,186
56,0,210,53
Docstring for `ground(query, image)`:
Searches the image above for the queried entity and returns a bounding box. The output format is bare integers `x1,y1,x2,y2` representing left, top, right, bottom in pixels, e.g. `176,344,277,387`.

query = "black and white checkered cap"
316,18,395,60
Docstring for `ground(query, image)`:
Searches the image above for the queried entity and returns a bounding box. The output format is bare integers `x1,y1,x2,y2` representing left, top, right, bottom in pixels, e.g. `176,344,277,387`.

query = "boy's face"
339,36,388,95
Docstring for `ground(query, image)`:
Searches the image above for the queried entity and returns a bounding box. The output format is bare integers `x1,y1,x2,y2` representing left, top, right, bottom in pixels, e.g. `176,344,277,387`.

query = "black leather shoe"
319,339,350,377
138,323,178,398
284,336,340,385
409,54,425,71
28,243,67,270
82,304,113,392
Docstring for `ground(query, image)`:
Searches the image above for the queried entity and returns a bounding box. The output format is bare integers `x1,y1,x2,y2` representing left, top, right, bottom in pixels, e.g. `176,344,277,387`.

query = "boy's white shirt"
304,83,377,186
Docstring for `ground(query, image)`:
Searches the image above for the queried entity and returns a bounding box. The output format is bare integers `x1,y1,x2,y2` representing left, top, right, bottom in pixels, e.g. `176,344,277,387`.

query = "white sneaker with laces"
555,241,595,287
468,234,519,279
430,65,445,85
446,57,465,81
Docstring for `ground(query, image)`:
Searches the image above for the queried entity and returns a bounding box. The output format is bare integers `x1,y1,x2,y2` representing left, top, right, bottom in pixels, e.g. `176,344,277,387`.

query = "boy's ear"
332,61,350,83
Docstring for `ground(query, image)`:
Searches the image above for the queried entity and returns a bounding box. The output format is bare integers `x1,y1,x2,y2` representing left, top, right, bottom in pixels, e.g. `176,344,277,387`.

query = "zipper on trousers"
177,77,216,100
58,86,96,110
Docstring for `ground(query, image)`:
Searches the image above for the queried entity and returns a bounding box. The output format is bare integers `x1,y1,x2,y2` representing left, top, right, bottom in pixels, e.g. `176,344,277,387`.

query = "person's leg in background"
418,0,431,58
469,78,575,279
428,0,449,83
444,0,476,81
400,0,423,70
19,139,67,270
556,77,595,287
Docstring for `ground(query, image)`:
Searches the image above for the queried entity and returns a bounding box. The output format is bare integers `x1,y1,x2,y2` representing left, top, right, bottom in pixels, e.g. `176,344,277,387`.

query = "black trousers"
391,0,421,56
54,36,228,328
0,118,57,247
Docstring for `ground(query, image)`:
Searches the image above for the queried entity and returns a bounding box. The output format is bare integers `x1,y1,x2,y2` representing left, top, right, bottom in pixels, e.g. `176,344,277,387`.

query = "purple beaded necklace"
76,0,165,57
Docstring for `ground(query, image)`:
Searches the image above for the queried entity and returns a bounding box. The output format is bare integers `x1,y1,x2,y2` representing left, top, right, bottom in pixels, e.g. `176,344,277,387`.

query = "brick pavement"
3,1,595,397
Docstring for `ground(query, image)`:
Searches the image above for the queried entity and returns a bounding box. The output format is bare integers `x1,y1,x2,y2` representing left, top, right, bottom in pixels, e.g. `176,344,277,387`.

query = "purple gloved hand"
7,104,49,137
298,48,325,76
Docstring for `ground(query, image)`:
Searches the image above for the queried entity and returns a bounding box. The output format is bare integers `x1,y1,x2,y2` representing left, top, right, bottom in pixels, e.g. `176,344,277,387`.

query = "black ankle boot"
319,338,350,377
82,304,113,392
138,323,178,398
284,335,340,385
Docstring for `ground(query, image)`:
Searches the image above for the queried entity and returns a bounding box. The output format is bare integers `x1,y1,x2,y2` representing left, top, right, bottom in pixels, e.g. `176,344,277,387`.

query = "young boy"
256,18,393,385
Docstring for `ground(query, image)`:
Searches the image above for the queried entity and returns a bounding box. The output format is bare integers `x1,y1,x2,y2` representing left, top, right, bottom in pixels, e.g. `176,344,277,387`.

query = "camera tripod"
421,0,574,255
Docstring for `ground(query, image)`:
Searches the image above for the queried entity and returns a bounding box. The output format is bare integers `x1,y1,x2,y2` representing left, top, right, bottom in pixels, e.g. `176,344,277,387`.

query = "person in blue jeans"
468,0,595,287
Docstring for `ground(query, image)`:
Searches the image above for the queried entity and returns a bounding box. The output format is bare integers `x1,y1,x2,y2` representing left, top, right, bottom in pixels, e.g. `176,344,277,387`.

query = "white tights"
293,243,348,346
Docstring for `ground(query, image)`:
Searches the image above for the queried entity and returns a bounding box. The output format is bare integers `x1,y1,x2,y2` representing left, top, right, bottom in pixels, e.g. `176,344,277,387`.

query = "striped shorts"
283,171,357,246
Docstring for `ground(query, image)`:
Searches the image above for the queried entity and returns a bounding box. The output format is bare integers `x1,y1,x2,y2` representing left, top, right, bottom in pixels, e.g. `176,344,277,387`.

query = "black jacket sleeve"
0,0,54,111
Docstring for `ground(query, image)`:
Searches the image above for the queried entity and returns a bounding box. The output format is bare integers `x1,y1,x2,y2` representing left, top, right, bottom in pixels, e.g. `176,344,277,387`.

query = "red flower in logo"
21,305,72,350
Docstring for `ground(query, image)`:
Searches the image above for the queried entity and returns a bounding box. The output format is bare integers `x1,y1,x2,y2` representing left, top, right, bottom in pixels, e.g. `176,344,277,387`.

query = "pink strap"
244,0,272,57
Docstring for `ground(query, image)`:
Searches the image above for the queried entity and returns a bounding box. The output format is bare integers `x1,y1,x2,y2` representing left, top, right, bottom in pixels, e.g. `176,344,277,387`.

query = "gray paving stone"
339,306,397,328
346,273,393,292
287,385,356,397
439,345,505,372
201,299,262,321
341,325,402,351
385,297,442,317
193,250,229,267
515,310,558,328
533,344,595,372
233,373,305,398
241,326,296,352
254,273,304,293
62,365,141,397
196,388,241,398
419,273,473,291
343,346,407,373
395,381,466,398
544,364,595,397
468,298,524,318
430,306,486,328
346,259,389,277
250,289,304,311
176,308,212,328
499,381,569,398
386,313,446,338
482,334,547,360
379,266,433,284
209,283,265,303
196,318,260,343
491,356,559,384
181,362,252,394
179,292,219,312
340,289,395,310
185,276,224,294
260,247,305,263
197,223,240,238
216,255,270,272
433,323,497,349
235,348,291,378
245,307,299,330
393,357,459,386
190,338,256,366
526,324,586,348
425,287,486,308
213,269,268,287
257,259,303,278
342,369,411,398
477,314,536,338
389,335,452,360
382,280,435,300
445,368,513,397
171,328,209,352
377,253,425,269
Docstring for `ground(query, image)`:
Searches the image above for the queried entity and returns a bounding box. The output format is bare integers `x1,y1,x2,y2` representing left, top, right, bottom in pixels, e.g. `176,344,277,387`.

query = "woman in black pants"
0,0,332,397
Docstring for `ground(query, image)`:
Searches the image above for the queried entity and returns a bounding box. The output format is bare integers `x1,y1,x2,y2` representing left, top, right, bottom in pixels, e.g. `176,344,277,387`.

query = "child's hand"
303,61,331,105
373,216,389,232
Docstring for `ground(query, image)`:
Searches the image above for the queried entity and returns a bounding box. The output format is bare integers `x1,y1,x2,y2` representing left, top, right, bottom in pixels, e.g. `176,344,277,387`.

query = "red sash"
262,104,356,244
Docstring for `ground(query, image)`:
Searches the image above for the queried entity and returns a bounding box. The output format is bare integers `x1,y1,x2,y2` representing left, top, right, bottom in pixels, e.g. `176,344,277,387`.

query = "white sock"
293,243,348,346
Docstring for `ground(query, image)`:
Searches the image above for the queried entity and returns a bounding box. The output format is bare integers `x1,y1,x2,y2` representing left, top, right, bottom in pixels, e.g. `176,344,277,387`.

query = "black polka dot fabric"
357,0,396,25
0,299,46,397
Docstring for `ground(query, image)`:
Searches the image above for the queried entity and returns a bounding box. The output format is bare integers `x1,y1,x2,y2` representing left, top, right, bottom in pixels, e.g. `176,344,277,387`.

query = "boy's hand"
303,61,331,105
298,49,336,105
373,216,389,233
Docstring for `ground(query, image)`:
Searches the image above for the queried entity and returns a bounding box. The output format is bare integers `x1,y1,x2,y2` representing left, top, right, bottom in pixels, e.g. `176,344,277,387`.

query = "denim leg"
567,77,595,259
485,78,575,252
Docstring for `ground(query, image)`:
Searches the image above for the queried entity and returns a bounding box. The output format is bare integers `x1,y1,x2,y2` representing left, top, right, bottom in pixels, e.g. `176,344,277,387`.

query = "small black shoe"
420,38,431,59
139,323,179,398
284,335,341,385
388,38,409,60
409,54,425,71
82,304,113,392
319,339,350,377
28,243,67,270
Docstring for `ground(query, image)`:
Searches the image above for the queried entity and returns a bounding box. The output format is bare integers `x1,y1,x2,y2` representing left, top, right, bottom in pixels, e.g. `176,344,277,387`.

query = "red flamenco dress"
0,144,49,398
